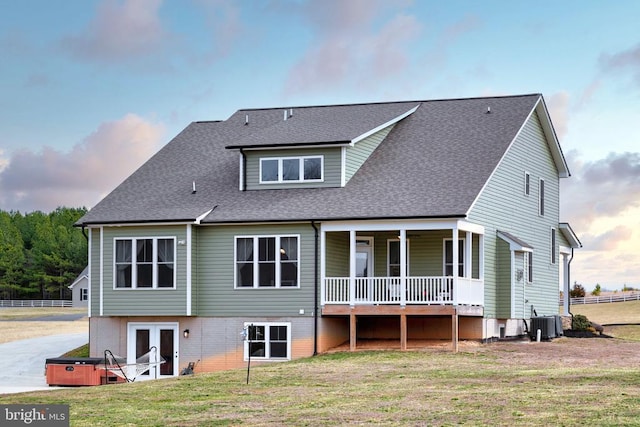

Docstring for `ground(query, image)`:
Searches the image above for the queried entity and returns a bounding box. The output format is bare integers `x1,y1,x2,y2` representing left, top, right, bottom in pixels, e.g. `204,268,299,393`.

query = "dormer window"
260,156,323,184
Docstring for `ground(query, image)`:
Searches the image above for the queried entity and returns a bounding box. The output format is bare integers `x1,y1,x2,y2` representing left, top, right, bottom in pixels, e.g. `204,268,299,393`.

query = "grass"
0,307,88,344
568,300,640,325
2,344,640,426
62,344,90,358
2,304,640,425
0,307,87,320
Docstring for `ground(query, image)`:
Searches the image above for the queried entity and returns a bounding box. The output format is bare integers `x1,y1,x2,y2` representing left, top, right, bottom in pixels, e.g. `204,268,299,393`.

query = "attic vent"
486,106,491,114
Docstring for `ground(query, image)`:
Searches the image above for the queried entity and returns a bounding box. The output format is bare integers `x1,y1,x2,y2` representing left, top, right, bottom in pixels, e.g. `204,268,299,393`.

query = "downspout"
239,148,247,191
568,248,575,317
311,221,319,356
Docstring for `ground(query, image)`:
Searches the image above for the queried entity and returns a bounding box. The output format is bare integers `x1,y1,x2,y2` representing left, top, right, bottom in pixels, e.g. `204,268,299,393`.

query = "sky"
0,0,639,291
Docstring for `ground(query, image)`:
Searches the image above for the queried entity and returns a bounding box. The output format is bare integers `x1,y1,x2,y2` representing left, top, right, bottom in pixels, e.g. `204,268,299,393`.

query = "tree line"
0,207,87,300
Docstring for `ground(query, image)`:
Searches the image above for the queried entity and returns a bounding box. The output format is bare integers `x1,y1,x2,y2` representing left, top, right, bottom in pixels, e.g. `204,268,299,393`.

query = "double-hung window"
235,235,299,288
81,288,88,301
244,322,291,360
260,156,323,183
539,179,545,216
551,228,556,264
114,237,175,289
444,239,465,277
387,239,410,277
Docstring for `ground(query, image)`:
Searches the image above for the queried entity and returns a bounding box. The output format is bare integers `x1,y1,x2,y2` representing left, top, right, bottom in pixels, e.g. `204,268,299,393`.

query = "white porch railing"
322,277,484,306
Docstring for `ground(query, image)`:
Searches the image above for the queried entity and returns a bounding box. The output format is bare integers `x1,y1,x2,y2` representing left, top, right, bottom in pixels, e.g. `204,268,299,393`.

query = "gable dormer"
225,103,419,191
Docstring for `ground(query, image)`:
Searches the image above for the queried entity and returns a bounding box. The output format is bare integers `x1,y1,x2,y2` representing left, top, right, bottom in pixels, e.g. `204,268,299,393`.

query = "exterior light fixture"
183,329,190,338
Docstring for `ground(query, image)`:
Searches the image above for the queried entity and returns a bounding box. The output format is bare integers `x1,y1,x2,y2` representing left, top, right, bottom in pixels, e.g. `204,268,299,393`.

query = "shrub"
592,284,601,296
572,314,591,331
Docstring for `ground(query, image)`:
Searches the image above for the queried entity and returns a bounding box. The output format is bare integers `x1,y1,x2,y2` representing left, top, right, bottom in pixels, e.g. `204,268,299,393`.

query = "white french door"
127,322,179,380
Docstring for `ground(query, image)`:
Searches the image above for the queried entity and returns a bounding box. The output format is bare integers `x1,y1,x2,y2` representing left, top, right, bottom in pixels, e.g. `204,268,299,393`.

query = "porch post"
350,313,357,351
399,229,407,307
479,234,485,281
320,228,326,306
452,225,459,306
400,314,407,351
451,311,459,353
465,231,472,278
349,230,356,308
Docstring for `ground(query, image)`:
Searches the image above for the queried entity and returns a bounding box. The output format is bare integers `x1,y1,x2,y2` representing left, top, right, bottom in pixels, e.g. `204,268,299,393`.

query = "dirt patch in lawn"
462,337,640,369
331,334,640,369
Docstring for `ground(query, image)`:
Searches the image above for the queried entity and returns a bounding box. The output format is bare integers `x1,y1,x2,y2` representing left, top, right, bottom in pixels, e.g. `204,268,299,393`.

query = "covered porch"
319,219,485,352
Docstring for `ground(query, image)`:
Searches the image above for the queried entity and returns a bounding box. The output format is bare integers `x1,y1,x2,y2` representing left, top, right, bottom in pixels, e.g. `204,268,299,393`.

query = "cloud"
546,91,570,140
581,225,633,251
0,114,164,212
599,43,640,86
0,150,8,173
561,151,640,230
60,0,170,63
560,150,640,288
284,1,423,95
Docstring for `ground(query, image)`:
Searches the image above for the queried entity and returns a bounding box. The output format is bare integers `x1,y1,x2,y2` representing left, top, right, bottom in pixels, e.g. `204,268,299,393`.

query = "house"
76,94,581,378
68,266,89,308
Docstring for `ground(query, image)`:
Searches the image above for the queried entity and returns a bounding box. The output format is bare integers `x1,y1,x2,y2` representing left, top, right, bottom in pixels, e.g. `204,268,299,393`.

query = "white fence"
563,292,640,305
0,300,73,308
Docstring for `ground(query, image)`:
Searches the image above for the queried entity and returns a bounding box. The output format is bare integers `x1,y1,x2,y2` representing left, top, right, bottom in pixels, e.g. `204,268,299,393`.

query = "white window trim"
113,237,177,290
234,235,301,289
259,155,324,184
443,238,465,276
243,322,291,361
538,178,545,216
81,287,88,301
387,238,410,277
524,171,530,196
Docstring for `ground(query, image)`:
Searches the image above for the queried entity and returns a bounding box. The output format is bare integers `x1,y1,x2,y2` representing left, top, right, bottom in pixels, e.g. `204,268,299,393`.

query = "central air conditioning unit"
529,316,557,340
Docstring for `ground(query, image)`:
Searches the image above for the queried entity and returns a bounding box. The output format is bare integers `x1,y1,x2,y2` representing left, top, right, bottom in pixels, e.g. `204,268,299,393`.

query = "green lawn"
567,300,640,324
2,303,639,425
4,340,640,426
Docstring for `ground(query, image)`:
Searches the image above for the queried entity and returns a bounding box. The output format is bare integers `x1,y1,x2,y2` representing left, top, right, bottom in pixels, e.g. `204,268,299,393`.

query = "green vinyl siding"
89,228,100,316
245,148,342,190
468,110,561,318
325,232,349,277
495,238,511,318
96,225,189,316
514,251,525,318
195,223,316,316
344,124,395,184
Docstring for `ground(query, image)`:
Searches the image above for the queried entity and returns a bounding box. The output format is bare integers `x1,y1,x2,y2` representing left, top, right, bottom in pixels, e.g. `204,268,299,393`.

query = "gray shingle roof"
76,94,543,226
226,102,420,148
